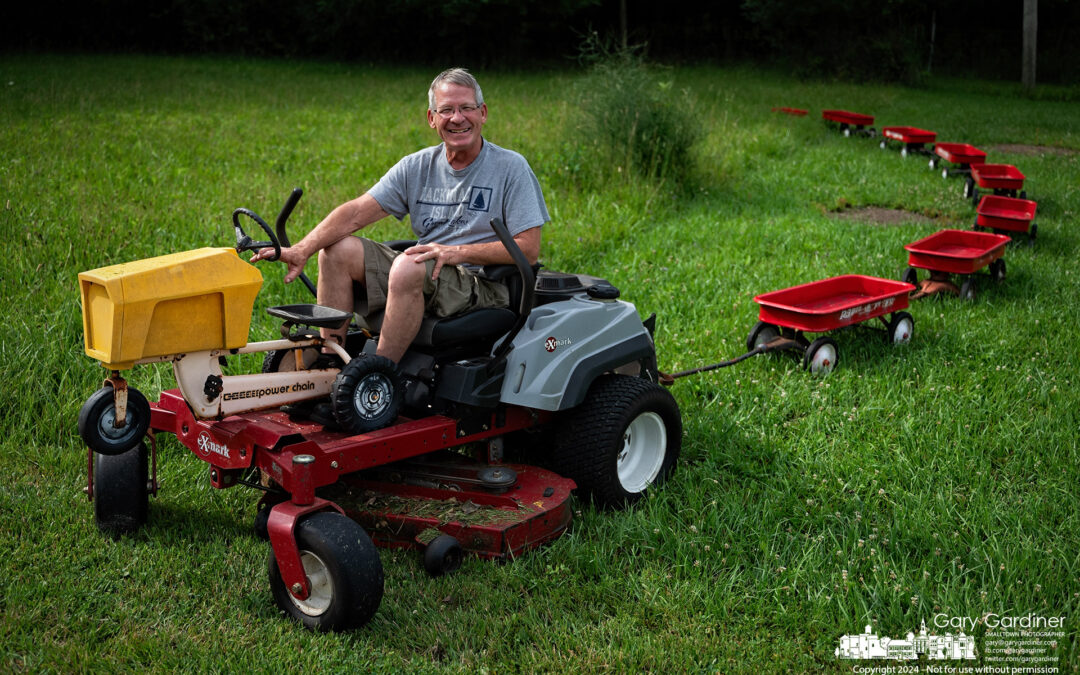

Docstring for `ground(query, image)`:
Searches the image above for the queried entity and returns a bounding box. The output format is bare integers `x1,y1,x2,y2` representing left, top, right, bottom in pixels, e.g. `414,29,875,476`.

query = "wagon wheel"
963,177,974,199
959,279,977,301
929,157,938,170
886,312,914,345
423,534,464,577
842,126,851,138
803,337,838,376
78,385,151,457
93,442,150,535
267,512,384,632
941,166,950,180
746,320,780,352
551,374,682,509
331,355,403,434
971,217,982,232
879,139,887,150
990,259,1007,282
901,267,919,287
900,147,909,158
971,187,980,208
1028,223,1037,245
1019,190,1027,200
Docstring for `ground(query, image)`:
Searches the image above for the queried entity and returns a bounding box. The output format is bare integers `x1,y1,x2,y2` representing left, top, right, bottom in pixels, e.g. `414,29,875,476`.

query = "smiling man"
254,68,549,364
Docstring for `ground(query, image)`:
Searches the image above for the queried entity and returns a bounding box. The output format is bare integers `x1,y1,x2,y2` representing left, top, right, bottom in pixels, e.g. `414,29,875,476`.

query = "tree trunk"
1022,0,1037,89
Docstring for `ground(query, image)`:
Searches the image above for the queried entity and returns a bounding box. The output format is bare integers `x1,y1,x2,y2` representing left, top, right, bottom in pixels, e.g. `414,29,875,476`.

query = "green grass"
2,54,1079,672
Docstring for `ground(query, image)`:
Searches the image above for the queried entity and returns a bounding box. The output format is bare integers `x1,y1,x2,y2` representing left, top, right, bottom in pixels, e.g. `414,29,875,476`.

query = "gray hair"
428,68,484,110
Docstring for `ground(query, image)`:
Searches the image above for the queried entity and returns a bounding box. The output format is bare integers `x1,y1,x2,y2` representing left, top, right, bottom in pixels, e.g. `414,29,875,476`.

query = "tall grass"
1,54,1078,672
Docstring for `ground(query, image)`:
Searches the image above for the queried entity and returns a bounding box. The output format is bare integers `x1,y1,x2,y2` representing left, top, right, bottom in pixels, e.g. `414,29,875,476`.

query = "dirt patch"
986,143,1078,157
828,206,937,226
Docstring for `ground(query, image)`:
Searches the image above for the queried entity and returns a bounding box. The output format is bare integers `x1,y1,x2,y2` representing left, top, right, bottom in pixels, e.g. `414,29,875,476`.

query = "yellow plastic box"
80,247,263,370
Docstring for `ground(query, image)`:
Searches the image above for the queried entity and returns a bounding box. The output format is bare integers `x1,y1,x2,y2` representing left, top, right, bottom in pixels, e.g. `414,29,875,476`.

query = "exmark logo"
544,336,572,353
196,431,230,460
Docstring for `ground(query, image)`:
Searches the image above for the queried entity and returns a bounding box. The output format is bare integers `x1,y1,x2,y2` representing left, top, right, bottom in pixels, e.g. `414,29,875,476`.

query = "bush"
569,35,701,186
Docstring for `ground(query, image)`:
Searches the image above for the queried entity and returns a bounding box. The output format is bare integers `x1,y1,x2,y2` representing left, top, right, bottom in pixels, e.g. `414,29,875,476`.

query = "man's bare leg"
377,253,426,363
316,237,367,350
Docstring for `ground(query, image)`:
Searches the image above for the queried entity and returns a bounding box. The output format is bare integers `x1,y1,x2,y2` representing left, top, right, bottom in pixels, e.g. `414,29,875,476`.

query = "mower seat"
358,240,536,352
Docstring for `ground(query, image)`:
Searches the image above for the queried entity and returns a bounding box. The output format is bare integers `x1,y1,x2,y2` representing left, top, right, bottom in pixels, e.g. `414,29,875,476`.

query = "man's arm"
404,226,541,280
251,193,389,283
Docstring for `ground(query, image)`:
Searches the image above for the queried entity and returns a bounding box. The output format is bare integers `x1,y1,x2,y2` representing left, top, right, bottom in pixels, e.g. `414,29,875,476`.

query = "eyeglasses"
433,104,480,118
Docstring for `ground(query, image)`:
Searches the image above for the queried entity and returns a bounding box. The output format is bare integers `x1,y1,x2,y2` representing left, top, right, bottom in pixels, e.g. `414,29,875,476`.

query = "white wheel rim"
809,344,837,375
617,412,667,494
291,551,334,616
892,318,913,344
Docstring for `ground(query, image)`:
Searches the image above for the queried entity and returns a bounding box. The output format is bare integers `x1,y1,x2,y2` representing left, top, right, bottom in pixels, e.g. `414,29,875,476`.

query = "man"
254,67,549,364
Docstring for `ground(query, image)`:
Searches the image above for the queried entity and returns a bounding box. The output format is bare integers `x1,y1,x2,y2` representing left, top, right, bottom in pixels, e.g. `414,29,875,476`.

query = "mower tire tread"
552,374,681,509
93,442,150,535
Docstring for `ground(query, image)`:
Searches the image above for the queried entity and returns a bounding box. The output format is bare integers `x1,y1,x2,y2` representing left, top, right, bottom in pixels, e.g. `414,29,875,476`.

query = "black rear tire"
267,512,383,632
552,375,681,509
94,442,149,535
331,356,403,434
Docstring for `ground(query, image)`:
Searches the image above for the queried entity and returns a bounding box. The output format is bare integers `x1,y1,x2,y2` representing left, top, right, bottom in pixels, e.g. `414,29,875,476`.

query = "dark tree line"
4,0,1078,83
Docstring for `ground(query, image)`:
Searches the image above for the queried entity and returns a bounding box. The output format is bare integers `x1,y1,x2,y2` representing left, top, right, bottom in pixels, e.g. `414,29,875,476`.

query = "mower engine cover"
498,286,655,411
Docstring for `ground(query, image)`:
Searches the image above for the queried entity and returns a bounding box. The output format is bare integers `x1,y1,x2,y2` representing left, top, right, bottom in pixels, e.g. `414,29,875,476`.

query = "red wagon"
903,229,1010,301
975,195,1038,244
931,142,987,179
773,106,809,116
965,163,1026,206
879,126,936,158
746,275,915,375
822,109,876,137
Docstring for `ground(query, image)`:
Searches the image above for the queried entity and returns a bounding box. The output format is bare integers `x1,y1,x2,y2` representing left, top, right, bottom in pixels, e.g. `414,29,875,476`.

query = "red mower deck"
975,195,1038,244
880,126,936,157
822,109,876,137
903,229,1010,301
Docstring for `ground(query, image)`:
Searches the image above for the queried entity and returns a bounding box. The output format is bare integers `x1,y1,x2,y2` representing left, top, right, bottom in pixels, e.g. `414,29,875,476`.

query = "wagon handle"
659,336,803,386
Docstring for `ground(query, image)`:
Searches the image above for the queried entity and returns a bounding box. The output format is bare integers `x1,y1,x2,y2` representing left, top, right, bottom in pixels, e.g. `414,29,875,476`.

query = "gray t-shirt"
368,140,549,245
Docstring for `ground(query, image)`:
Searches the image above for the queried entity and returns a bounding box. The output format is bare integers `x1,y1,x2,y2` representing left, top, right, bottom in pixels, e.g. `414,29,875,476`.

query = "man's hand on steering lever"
251,245,309,284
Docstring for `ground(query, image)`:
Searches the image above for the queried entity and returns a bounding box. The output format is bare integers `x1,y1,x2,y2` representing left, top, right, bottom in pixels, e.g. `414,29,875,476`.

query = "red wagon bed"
903,229,1010,300
976,195,1038,243
755,275,913,333
931,142,987,179
966,163,1026,205
822,109,876,137
880,126,936,157
773,106,809,116
748,275,915,375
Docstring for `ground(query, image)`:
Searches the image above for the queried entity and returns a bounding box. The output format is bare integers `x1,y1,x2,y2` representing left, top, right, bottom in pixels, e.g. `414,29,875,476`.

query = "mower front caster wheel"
268,512,383,632
553,374,682,509
93,442,150,535
78,385,151,456
803,337,838,376
332,355,403,434
423,534,464,577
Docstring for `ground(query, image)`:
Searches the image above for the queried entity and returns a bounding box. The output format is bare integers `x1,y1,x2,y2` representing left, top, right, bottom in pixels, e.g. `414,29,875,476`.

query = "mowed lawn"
1,54,1078,672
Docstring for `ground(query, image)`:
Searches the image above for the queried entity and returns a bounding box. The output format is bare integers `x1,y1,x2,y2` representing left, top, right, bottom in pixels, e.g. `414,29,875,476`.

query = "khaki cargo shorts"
353,238,510,319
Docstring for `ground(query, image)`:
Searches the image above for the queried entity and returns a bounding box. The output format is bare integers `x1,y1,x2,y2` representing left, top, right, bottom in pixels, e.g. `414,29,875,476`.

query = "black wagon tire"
267,512,384,632
331,355,403,434
990,258,1007,282
423,534,464,577
93,442,150,535
963,177,974,199
78,385,151,456
960,278,977,301
886,312,914,345
803,337,838,376
746,320,780,352
552,375,682,509
902,267,919,287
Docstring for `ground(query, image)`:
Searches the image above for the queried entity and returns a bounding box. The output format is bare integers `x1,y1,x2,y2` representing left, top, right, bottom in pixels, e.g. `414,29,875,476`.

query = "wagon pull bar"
659,336,802,386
